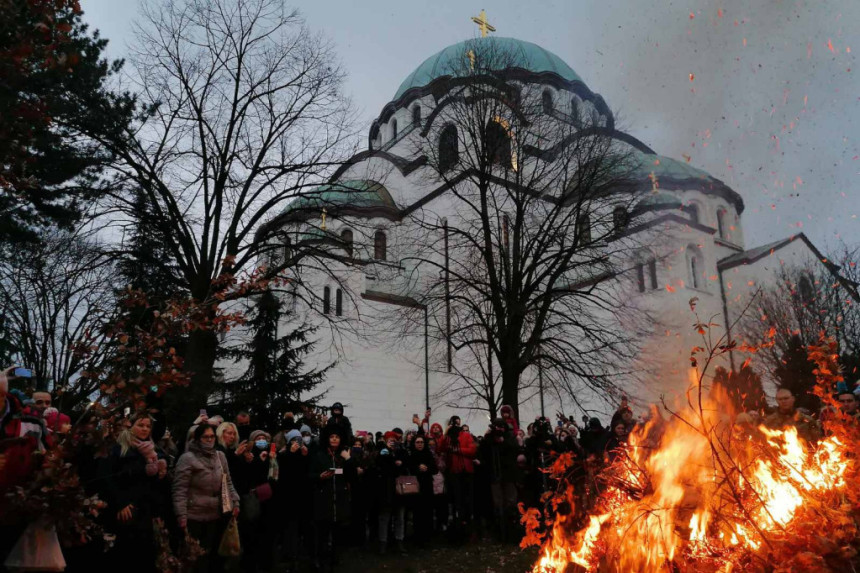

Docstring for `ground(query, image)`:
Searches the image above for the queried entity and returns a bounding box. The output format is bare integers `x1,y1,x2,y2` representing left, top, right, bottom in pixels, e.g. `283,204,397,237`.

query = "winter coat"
0,394,44,491
374,446,410,508
276,446,311,516
172,441,239,523
478,431,519,483
307,447,356,523
103,443,169,525
764,409,822,442
325,415,353,443
407,447,438,495
437,430,478,474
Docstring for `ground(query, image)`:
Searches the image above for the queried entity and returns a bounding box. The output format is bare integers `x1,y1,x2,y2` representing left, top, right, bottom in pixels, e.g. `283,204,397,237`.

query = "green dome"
394,37,582,100
283,180,396,214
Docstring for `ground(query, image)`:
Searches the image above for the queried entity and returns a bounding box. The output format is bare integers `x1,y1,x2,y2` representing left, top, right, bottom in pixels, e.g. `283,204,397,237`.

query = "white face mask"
302,436,311,445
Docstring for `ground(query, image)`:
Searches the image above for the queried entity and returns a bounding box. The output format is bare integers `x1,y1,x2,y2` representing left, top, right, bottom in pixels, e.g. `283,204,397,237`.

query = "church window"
613,206,629,232
570,97,581,126
716,208,727,239
542,90,554,114
323,286,331,314
335,288,343,316
439,125,459,172
648,258,658,289
799,275,814,304
486,119,512,168
590,108,601,127
687,245,704,290
374,230,387,261
636,263,646,293
391,119,398,140
340,228,353,258
576,212,591,245
412,105,421,127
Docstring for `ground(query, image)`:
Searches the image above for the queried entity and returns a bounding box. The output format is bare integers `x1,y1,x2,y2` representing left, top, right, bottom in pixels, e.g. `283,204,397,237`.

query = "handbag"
395,475,420,495
432,472,446,495
254,482,273,502
216,452,233,514
218,516,241,557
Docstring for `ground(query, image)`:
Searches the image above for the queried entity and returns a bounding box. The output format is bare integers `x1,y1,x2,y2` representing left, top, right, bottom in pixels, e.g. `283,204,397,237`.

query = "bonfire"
522,301,860,573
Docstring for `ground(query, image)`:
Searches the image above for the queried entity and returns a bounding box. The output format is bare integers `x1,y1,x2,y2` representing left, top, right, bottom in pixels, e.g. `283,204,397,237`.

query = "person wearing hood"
101,412,169,572
478,418,520,542
276,429,310,573
173,423,240,573
281,410,300,433
437,418,478,534
499,405,520,435
408,434,438,545
325,402,353,444
308,426,356,572
579,418,610,456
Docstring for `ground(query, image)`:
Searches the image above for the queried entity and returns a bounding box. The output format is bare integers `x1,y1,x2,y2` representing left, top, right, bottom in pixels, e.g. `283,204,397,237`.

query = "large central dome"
393,37,582,100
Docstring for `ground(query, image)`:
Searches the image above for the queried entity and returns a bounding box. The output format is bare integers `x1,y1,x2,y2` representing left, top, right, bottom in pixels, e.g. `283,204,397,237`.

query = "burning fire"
528,387,853,572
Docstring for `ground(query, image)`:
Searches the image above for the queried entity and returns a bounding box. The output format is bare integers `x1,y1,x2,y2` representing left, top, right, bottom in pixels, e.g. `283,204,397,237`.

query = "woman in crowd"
240,430,278,572
308,427,356,572
102,413,169,572
173,423,240,573
427,436,448,532
408,434,437,544
276,429,310,573
375,431,409,555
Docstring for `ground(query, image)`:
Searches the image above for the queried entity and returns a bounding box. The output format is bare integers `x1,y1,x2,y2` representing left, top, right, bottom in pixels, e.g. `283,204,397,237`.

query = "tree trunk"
167,327,219,431
501,365,520,422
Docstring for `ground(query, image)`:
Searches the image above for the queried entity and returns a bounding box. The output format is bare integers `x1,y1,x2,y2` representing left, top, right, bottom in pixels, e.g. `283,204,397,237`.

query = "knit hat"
383,431,399,442
44,409,71,432
300,424,312,435
285,429,302,443
249,430,271,442
430,423,443,435
331,402,344,412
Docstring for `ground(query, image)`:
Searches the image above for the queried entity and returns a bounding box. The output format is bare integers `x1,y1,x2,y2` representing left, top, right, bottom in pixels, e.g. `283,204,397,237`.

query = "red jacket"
0,394,44,491
437,430,477,474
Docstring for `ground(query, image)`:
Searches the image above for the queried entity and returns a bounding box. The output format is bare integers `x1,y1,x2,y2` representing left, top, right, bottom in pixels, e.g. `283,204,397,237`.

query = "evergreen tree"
222,289,330,430
712,365,767,413
774,335,820,412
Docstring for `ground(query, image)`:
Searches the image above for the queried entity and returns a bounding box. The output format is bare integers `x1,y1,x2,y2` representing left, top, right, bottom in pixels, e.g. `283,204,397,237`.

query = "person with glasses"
173,424,240,572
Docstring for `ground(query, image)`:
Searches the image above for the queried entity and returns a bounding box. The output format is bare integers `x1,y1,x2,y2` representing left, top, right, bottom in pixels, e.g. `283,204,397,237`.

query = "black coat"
102,444,169,527
374,447,409,508
276,446,311,515
478,431,519,483
307,447,356,523
407,447,437,495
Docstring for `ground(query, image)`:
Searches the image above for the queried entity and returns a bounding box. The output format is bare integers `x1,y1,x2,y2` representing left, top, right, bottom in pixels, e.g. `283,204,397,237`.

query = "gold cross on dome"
471,9,496,38
321,208,327,231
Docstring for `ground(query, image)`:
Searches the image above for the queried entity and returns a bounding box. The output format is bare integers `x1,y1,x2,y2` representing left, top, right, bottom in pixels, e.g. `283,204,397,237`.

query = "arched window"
687,245,703,290
799,275,814,304
412,105,421,127
374,230,387,261
570,97,581,126
323,286,331,314
340,228,353,258
439,125,459,172
486,119,512,168
391,119,398,140
686,203,700,225
542,90,554,114
335,288,343,316
648,258,658,290
716,208,727,239
590,108,601,127
613,206,629,232
576,212,591,245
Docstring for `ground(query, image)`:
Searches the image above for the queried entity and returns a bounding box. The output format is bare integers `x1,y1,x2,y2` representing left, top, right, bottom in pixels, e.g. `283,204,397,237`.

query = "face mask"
255,440,269,449
302,436,311,445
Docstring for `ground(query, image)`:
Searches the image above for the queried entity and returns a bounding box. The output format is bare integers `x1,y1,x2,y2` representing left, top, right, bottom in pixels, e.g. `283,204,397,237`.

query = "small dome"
394,37,583,100
282,180,397,215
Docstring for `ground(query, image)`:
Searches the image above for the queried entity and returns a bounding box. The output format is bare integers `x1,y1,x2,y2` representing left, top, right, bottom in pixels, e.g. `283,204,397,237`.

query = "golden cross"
321,208,327,231
466,49,476,69
471,9,495,38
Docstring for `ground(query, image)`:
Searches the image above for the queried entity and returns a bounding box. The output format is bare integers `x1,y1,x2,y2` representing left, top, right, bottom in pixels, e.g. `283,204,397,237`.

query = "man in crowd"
236,410,252,441
764,387,821,442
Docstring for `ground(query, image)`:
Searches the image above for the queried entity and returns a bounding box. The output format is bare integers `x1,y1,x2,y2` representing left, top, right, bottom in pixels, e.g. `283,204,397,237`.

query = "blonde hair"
117,413,153,456
216,422,239,450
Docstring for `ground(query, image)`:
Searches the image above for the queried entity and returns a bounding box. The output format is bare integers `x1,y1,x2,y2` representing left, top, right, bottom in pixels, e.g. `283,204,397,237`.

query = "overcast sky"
81,0,860,254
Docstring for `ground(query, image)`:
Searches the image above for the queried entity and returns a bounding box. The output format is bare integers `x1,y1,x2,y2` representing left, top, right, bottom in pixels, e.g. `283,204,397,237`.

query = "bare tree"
0,230,116,408
83,0,357,418
387,40,652,418
743,244,860,377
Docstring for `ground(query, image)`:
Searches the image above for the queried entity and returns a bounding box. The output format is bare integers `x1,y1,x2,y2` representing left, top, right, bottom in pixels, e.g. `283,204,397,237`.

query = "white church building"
253,32,854,432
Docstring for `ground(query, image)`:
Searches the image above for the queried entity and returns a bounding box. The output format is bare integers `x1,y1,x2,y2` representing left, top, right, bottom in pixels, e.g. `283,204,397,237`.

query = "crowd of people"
1,362,856,573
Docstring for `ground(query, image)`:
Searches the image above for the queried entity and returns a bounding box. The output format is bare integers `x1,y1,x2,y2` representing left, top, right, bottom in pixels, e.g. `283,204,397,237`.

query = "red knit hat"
383,431,399,442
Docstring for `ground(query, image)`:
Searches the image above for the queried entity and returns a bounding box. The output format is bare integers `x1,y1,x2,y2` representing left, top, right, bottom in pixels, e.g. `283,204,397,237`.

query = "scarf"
133,438,161,476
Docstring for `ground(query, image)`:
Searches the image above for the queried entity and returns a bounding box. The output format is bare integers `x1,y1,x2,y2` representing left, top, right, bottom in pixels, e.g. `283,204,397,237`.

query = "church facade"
253,33,853,432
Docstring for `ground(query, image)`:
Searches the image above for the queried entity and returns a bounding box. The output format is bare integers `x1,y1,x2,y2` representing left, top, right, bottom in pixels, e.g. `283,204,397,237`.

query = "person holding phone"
308,426,356,572
276,429,310,572
102,412,169,572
